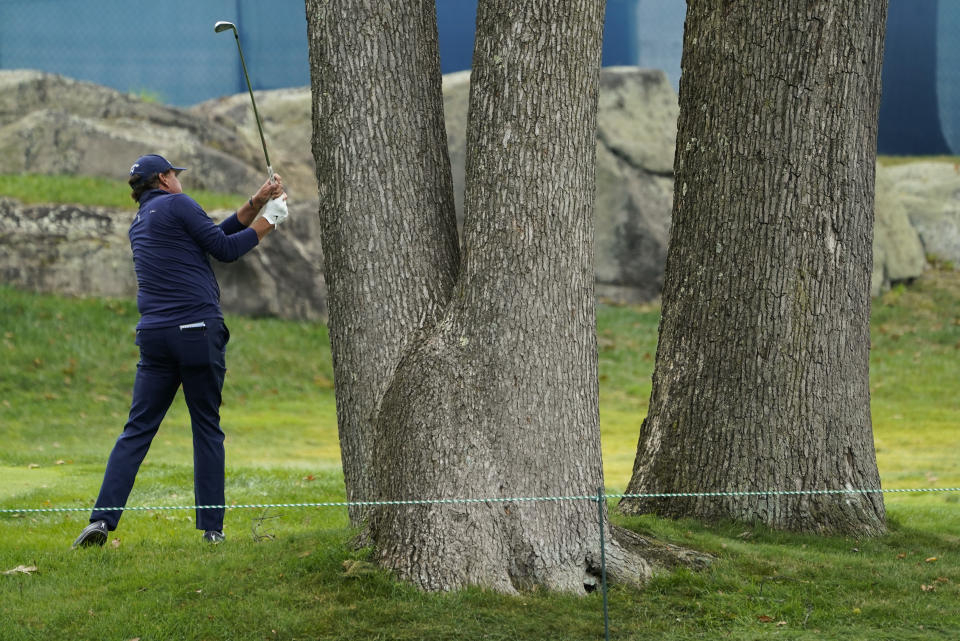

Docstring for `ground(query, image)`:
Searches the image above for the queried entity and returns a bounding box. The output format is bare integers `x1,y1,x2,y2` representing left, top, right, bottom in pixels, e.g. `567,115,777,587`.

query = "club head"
214,21,237,34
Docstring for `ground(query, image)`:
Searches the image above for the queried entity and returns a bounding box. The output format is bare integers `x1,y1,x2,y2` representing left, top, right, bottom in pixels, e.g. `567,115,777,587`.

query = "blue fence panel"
220,1,310,96
878,0,951,155
436,1,478,74
0,0,235,104
633,0,684,91
937,1,960,154
2,0,957,154
436,0,644,73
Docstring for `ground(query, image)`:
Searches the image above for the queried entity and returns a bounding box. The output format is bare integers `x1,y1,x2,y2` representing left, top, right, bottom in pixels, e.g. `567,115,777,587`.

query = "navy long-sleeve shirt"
129,189,259,329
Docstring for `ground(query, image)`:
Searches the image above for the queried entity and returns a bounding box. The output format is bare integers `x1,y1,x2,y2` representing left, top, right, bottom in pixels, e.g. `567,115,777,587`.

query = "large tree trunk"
305,1,461,524
366,0,653,593
619,0,888,535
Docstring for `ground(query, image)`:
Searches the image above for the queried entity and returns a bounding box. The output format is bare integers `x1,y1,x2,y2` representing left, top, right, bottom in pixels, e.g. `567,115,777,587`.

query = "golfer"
73,154,286,547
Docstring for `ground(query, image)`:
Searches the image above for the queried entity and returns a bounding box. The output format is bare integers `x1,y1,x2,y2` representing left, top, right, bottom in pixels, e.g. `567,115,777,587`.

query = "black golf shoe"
203,530,225,544
72,520,108,549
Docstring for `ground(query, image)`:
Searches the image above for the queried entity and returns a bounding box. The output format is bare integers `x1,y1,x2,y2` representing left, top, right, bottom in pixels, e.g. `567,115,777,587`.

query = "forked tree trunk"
619,0,888,535
365,0,652,593
305,0,461,524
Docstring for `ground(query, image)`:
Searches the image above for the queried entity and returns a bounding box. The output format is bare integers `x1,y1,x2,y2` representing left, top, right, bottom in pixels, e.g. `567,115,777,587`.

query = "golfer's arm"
251,217,275,241
236,197,265,227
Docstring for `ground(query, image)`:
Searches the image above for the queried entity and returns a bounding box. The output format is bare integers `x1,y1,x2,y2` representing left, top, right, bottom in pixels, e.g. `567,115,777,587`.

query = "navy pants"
91,319,230,532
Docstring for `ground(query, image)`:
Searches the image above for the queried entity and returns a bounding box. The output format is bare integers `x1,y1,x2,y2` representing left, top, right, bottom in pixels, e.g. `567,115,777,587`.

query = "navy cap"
129,154,186,181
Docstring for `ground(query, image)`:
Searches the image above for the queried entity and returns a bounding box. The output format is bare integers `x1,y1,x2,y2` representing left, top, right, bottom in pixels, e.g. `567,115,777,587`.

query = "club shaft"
231,32,271,172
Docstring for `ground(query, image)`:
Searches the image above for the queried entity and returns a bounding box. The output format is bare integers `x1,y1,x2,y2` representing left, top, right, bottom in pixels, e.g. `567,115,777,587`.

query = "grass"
2,264,959,637
876,154,960,168
2,270,958,640
0,173,245,211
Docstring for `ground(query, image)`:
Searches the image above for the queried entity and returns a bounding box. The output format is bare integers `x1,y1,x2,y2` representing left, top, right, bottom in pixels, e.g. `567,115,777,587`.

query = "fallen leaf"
935,577,950,584
757,615,774,623
925,557,938,563
55,460,65,465
342,559,377,577
852,608,861,614
921,584,936,592
2,565,38,575
124,638,141,641
777,621,788,627
303,474,315,482
27,463,39,469
897,553,907,559
110,538,121,548
298,550,311,558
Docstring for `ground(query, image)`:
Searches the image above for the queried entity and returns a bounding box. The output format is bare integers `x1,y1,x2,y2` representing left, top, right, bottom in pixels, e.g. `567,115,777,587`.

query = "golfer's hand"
252,174,284,208
262,192,289,226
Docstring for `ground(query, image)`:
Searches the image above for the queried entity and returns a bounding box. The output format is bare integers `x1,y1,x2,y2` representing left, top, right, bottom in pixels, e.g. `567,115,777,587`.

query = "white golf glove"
262,195,289,226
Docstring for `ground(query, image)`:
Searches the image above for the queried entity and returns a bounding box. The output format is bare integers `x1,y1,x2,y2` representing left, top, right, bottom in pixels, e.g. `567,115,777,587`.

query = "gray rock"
597,67,678,176
882,161,960,268
211,199,327,320
4,67,946,314
0,71,264,193
0,196,325,320
0,70,326,320
0,197,137,299
441,71,471,225
190,88,318,200
872,164,928,296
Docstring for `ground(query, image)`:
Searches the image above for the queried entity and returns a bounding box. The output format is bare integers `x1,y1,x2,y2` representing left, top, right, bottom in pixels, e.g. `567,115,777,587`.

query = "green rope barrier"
1,487,958,515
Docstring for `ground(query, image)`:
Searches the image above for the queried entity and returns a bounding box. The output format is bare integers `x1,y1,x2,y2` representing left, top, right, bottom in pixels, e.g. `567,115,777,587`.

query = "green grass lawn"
0,173,245,211
1,267,959,640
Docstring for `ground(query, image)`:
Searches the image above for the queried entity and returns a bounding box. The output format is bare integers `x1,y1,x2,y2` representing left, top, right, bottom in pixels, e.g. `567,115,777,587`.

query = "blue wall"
0,0,644,105
936,1,960,155
0,0,308,106
0,0,957,155
878,0,950,154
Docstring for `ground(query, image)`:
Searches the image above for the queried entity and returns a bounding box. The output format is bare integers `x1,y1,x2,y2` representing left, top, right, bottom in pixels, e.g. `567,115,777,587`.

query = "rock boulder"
5,68,942,317
0,196,326,320
0,71,264,194
0,70,326,320
882,161,960,268
872,164,928,295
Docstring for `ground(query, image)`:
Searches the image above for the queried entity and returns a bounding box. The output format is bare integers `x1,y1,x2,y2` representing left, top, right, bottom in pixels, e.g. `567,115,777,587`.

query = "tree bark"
619,0,888,535
366,0,653,593
305,0,461,524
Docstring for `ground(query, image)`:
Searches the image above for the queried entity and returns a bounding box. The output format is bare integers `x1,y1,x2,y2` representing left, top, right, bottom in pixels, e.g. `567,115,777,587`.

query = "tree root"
611,524,713,572
585,525,713,590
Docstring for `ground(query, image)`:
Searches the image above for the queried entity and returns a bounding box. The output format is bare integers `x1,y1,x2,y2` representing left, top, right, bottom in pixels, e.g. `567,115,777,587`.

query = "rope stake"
597,486,611,641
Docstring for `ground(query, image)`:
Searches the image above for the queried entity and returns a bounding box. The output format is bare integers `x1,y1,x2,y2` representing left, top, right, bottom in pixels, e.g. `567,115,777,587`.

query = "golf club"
214,20,273,181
